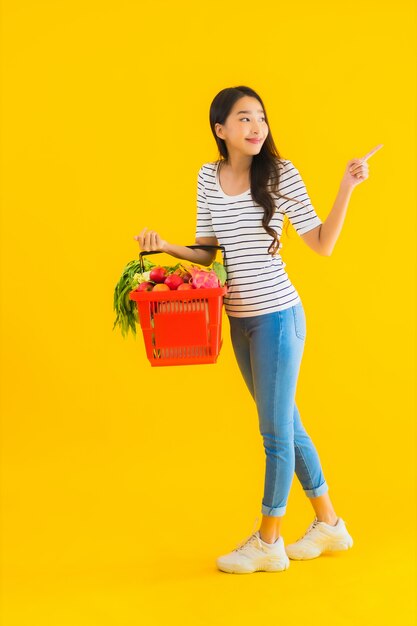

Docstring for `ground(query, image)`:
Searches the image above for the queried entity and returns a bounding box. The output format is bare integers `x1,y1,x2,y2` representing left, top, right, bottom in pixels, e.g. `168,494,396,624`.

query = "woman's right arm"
133,228,218,267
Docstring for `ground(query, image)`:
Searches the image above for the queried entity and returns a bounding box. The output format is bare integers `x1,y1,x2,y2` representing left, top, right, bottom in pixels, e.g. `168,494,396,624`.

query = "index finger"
360,144,384,162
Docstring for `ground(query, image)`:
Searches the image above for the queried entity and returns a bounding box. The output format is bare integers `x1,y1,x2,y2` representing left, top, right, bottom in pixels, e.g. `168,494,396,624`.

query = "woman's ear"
215,123,224,139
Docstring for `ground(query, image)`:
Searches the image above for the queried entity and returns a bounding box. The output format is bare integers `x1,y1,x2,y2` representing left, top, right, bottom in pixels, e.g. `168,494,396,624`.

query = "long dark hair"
209,85,305,257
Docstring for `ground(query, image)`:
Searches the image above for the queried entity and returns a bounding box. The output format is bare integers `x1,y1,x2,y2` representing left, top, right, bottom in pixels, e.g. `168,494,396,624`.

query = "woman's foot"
285,517,354,560
216,530,290,574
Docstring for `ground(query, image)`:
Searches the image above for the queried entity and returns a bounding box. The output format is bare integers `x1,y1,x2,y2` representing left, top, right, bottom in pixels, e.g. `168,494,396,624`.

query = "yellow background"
1,1,416,624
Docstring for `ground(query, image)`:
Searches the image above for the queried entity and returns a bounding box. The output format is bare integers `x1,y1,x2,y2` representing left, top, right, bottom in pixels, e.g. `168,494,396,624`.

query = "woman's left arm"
319,144,383,256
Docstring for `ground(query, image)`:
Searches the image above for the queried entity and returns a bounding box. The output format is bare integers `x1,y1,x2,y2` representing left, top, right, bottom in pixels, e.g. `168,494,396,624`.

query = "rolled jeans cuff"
304,480,329,498
261,503,287,517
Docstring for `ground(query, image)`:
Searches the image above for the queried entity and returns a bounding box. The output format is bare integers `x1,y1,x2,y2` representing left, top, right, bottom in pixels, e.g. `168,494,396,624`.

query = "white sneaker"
216,524,290,574
285,517,354,560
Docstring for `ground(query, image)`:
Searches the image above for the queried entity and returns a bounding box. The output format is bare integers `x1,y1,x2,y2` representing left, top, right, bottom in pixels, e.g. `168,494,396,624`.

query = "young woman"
134,86,380,575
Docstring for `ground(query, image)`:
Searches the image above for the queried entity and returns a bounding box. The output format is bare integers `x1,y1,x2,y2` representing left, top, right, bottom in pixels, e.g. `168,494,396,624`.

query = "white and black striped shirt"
195,159,323,318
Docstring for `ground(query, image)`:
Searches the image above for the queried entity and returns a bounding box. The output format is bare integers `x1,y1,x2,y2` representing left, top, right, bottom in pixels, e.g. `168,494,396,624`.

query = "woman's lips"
246,138,262,144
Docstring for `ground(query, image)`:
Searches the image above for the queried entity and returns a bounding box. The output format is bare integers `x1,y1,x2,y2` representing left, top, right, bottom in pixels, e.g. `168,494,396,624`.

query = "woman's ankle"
317,515,338,526
259,532,280,544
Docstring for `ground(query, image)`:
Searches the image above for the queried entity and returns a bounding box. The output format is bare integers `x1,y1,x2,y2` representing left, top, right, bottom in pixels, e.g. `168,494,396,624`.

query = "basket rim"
129,285,228,300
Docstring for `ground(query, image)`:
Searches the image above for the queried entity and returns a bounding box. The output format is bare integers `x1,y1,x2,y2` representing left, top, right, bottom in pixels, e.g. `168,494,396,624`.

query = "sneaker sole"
286,535,354,560
217,555,290,574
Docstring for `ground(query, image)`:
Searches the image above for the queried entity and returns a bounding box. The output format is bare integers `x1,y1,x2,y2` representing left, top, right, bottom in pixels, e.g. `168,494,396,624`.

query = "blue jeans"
228,301,329,517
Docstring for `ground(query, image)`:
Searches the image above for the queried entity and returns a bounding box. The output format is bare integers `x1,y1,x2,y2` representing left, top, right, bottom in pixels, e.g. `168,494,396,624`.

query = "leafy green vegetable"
212,261,227,287
113,257,156,338
162,263,182,272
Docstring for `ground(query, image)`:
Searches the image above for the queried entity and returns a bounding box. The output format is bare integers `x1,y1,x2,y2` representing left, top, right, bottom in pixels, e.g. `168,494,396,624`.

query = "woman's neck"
222,153,253,177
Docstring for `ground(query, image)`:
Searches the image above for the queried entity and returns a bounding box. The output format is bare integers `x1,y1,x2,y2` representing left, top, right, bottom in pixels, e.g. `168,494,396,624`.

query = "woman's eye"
240,117,266,122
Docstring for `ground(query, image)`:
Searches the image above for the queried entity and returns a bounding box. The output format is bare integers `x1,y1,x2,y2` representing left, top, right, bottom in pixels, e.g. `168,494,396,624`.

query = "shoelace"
295,517,320,542
234,515,261,551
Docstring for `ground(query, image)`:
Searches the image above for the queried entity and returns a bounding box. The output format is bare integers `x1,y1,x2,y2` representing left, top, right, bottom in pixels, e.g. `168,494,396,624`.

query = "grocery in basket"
113,245,229,367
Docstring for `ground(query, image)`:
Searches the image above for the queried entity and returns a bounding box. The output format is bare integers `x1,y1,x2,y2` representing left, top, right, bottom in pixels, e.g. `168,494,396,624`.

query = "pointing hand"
341,143,383,189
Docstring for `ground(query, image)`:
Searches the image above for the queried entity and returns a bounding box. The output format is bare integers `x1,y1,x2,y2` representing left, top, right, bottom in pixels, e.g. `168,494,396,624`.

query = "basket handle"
138,245,226,274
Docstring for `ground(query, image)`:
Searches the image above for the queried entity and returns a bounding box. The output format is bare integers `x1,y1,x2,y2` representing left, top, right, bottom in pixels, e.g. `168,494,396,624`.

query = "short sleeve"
277,160,322,235
195,166,216,237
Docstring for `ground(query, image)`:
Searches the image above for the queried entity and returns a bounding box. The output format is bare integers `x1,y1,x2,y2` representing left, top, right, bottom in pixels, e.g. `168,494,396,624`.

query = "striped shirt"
195,159,323,318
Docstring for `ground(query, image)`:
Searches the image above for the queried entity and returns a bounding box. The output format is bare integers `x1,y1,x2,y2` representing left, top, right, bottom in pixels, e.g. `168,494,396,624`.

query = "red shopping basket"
129,245,228,367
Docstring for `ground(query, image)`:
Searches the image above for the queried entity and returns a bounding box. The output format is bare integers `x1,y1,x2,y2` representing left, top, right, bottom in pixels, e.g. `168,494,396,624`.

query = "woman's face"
215,96,269,155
